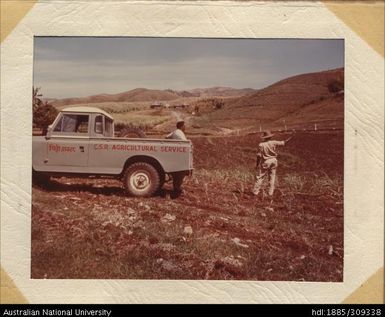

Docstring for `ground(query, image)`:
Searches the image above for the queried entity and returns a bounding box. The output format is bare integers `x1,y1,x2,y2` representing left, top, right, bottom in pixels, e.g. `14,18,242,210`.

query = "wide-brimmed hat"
261,131,274,139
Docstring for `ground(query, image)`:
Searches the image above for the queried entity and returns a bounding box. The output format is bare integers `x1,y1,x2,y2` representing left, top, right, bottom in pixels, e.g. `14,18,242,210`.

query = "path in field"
152,110,193,133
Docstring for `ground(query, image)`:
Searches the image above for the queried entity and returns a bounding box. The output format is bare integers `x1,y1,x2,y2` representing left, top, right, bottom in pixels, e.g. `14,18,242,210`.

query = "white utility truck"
32,107,193,197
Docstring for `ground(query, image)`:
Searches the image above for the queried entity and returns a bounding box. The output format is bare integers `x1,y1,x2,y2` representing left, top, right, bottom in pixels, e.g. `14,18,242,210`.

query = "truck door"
88,114,118,174
46,113,90,170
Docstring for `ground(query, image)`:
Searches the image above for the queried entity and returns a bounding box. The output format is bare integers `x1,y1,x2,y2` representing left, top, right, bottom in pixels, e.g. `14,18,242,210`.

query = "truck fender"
122,155,165,185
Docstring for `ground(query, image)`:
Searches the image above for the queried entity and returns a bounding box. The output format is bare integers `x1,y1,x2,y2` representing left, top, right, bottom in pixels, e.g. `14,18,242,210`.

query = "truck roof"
62,106,114,120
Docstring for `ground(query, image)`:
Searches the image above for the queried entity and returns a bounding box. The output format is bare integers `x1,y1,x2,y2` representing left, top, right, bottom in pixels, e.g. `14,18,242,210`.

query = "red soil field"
32,131,343,281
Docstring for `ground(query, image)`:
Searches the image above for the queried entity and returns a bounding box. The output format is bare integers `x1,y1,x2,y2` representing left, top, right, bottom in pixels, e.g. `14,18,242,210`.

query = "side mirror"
45,125,52,139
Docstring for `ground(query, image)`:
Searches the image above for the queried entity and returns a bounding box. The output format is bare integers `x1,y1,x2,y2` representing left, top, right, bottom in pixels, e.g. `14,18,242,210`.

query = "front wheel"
123,162,161,197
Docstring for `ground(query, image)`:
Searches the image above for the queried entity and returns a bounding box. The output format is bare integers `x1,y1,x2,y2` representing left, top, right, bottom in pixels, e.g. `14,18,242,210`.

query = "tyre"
123,162,160,197
119,127,146,138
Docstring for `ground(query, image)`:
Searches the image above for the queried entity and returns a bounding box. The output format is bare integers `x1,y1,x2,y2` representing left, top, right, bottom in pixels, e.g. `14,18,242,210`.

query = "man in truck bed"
166,120,188,198
166,120,187,141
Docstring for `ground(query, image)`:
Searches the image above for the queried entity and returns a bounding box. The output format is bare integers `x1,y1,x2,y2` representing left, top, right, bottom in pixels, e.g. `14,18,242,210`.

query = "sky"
34,37,344,99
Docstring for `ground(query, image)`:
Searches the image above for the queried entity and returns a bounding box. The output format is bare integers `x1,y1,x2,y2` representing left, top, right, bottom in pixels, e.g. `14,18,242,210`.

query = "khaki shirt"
258,140,285,160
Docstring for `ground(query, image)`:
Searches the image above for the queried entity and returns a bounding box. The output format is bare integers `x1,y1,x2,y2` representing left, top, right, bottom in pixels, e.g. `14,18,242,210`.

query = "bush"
33,103,58,134
32,87,58,134
327,79,344,93
213,99,224,109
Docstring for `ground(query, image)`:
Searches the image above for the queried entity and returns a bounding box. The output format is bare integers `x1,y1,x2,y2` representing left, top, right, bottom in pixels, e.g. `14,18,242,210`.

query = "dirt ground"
31,132,343,281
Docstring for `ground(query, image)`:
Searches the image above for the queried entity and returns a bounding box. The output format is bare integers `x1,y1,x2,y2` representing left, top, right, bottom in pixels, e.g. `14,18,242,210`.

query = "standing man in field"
253,130,292,199
166,120,188,198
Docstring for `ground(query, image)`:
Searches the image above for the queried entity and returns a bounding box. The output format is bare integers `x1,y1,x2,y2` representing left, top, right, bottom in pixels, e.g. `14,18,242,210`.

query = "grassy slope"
192,68,344,131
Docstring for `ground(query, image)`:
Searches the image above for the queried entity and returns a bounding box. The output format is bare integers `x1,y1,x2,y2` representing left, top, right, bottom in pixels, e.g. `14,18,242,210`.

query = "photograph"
31,37,344,281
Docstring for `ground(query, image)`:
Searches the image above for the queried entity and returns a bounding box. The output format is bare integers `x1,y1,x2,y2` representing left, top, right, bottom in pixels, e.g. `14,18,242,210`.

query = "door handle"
79,146,85,152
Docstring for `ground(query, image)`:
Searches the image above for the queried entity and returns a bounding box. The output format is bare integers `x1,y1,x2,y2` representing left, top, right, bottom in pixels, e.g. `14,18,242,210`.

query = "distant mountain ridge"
49,68,344,130
51,88,179,107
51,87,258,107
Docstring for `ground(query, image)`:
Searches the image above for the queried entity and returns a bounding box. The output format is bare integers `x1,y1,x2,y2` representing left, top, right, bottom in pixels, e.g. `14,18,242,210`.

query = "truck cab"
47,107,114,138
38,107,114,170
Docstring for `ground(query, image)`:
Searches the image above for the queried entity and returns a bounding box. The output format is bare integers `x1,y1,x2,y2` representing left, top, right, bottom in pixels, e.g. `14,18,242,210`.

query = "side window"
94,115,103,134
105,118,113,137
53,116,64,132
53,114,89,134
75,115,89,133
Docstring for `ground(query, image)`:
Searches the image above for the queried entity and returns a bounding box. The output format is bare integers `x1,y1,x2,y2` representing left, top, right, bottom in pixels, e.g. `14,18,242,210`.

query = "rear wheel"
123,162,160,197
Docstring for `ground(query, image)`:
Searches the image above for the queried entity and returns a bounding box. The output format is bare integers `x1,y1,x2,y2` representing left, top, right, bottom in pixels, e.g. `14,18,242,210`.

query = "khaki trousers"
253,158,278,196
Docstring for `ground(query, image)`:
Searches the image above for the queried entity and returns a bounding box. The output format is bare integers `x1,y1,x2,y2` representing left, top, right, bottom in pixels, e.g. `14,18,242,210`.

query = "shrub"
327,79,344,93
32,87,58,134
33,103,58,134
213,99,224,109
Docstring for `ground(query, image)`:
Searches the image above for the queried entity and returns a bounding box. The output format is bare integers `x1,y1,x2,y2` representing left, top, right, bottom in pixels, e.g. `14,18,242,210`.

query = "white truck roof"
62,106,114,120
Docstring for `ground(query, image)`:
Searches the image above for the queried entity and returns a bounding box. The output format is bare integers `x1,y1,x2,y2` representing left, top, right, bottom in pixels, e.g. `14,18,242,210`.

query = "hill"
51,87,257,107
192,68,344,131
51,88,181,107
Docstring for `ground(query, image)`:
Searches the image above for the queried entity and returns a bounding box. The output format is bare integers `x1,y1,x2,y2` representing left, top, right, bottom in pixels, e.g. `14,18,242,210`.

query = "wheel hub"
131,171,150,191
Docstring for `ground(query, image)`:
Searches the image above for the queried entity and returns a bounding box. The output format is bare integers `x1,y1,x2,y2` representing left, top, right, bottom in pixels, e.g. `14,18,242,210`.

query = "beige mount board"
0,0,383,304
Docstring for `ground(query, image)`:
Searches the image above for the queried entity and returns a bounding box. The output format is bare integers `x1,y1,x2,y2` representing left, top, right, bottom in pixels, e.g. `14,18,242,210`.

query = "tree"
32,86,43,110
32,87,58,134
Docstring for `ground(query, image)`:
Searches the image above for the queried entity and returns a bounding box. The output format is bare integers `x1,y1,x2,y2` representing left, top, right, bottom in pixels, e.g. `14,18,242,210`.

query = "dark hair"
176,121,185,129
